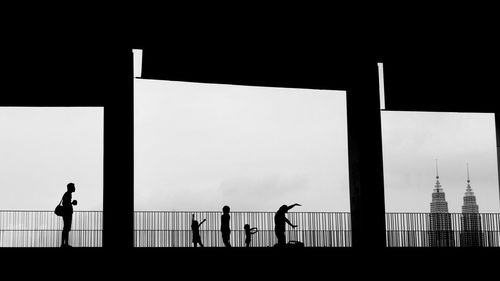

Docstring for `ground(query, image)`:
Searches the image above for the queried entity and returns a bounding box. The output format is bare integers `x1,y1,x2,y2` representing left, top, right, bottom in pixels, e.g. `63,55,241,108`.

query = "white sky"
0,107,103,211
2,82,497,215
382,111,500,213
134,79,350,212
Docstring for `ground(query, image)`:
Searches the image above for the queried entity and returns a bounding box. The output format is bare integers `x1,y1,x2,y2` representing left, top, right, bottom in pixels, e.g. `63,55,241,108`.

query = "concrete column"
346,61,387,248
103,48,135,249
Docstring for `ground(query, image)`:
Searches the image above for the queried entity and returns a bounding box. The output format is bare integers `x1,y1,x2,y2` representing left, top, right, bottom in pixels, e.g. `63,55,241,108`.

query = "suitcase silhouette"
272,240,305,247
287,240,304,247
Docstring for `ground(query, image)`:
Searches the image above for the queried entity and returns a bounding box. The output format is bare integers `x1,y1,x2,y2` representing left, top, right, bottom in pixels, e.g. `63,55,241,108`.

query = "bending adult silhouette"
274,203,301,247
220,205,231,247
61,183,77,247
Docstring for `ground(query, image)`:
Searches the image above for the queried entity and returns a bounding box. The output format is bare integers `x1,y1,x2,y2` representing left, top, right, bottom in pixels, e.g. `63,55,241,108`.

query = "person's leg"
61,229,67,247
65,214,73,246
222,231,231,247
226,232,231,247
62,215,69,246
276,231,286,247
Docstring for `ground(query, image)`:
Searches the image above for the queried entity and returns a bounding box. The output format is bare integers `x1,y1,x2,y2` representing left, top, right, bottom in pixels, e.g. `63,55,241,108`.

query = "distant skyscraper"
429,160,455,247
460,164,484,247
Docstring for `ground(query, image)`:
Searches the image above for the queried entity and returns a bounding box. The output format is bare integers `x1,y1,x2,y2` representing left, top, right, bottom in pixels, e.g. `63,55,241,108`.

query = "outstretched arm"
250,227,258,234
284,217,297,228
286,203,301,211
199,219,207,226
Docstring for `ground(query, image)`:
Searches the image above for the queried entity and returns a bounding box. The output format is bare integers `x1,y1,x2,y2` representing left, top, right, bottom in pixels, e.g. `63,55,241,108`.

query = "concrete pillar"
346,61,387,248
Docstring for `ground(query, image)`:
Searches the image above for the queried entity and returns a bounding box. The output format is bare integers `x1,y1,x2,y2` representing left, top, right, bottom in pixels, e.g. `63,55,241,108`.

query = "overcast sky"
1,83,497,215
134,79,350,212
134,78,500,213
382,111,499,213
0,107,103,211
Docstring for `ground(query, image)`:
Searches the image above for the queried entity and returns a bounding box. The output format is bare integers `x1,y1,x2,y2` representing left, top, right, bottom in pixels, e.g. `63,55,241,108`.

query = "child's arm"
250,227,258,234
199,219,207,226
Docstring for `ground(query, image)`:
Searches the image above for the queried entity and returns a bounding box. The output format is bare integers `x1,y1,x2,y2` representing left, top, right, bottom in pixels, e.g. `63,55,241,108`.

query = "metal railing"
0,211,102,247
386,213,500,247
3,211,500,248
134,211,352,247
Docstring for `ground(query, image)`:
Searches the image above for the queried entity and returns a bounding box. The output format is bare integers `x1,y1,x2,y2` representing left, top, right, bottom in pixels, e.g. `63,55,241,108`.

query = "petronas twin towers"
429,162,484,247
460,164,484,246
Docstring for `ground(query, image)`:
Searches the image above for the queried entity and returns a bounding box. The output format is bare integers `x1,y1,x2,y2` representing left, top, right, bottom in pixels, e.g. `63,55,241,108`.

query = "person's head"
278,205,288,213
244,224,250,230
222,205,230,214
67,183,75,193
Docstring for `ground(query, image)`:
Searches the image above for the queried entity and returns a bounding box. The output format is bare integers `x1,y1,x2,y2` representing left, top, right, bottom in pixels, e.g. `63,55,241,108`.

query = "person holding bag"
60,182,77,248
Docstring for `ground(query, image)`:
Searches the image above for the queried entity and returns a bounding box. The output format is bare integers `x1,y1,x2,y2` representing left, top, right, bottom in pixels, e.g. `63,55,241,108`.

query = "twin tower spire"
434,159,442,192
430,160,483,247
431,160,479,213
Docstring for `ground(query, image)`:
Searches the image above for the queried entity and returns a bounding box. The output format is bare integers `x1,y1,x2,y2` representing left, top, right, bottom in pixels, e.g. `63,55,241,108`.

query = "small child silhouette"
221,205,231,247
244,224,258,247
191,214,206,248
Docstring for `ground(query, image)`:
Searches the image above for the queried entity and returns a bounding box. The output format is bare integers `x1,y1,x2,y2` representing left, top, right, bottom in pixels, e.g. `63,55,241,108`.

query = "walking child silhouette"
221,205,231,247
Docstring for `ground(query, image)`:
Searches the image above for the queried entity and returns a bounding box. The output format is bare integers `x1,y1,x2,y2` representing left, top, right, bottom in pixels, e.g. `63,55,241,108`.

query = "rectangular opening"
134,78,351,247
381,110,500,247
0,107,103,247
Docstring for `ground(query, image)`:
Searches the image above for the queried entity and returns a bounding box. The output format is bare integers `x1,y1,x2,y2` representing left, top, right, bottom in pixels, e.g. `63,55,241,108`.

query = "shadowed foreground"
1,247,498,278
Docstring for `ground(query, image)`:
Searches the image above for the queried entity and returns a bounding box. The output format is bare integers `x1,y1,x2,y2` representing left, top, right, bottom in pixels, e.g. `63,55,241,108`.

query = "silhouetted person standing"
191,214,206,248
221,205,231,247
274,203,301,247
244,224,258,247
61,183,77,247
